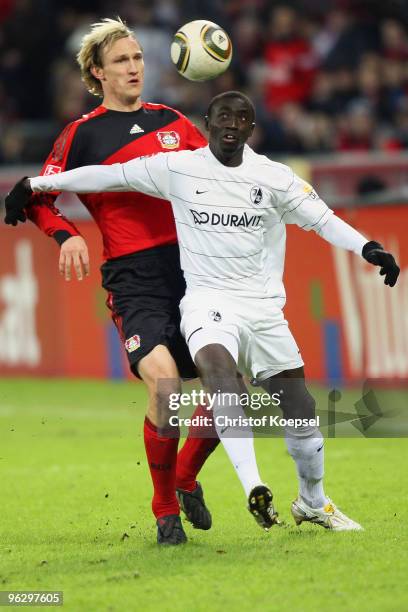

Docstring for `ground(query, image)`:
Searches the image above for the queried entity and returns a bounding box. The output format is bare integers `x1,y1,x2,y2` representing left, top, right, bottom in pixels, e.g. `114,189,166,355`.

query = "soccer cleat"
176,482,212,530
248,485,280,531
291,497,363,531
156,514,188,545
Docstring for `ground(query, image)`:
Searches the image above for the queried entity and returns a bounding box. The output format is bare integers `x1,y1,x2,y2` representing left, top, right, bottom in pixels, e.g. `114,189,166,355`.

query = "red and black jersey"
27,102,207,260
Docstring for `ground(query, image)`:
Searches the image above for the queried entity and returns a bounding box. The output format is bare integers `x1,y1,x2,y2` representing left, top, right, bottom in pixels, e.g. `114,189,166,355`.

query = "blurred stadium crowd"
2,0,408,163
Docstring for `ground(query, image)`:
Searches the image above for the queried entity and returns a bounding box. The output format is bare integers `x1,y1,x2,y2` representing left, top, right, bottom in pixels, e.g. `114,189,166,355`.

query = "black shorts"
101,243,197,379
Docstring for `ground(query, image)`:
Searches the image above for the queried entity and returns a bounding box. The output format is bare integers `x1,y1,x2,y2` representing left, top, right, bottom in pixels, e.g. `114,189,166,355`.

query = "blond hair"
77,17,135,97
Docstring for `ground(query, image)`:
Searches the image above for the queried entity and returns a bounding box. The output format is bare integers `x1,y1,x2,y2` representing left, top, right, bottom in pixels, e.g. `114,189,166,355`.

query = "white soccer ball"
170,20,232,82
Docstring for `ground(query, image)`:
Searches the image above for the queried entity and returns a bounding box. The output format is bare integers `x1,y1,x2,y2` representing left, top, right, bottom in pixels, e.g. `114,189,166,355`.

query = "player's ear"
91,65,105,82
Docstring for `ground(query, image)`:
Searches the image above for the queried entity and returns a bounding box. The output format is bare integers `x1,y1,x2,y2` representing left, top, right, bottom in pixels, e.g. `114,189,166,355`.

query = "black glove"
4,177,32,226
362,241,400,287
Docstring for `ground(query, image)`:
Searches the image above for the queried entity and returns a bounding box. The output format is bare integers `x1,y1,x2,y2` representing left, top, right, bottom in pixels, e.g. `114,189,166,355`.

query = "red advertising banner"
0,224,115,379
0,205,406,382
284,205,408,382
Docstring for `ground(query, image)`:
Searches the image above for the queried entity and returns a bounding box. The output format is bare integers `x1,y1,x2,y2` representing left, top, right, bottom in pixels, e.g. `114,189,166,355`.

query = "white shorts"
179,290,304,380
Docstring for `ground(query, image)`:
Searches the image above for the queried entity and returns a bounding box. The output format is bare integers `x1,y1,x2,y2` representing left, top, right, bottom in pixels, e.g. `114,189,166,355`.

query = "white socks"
285,430,327,509
213,399,262,497
210,396,327,507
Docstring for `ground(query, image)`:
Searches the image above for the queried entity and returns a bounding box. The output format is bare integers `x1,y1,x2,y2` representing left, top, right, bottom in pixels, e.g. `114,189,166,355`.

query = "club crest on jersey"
250,186,263,205
125,335,140,352
44,164,62,176
157,131,180,149
209,310,222,322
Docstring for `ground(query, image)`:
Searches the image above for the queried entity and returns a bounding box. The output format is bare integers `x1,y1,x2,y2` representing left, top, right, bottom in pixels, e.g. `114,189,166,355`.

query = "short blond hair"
77,17,135,97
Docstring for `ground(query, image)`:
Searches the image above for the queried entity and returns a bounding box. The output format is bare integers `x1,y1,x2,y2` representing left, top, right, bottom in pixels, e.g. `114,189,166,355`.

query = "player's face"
95,36,144,108
207,97,254,160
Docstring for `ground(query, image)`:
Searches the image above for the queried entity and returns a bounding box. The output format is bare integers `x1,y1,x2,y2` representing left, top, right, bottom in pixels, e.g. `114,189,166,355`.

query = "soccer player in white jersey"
6,91,400,532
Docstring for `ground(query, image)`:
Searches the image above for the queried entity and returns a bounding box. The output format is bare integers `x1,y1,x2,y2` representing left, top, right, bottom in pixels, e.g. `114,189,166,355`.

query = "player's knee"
284,386,316,422
195,344,238,392
137,347,182,426
263,375,316,421
138,345,180,386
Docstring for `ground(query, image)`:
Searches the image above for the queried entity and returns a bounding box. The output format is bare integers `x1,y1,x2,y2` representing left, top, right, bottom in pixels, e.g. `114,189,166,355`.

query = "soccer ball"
170,20,232,82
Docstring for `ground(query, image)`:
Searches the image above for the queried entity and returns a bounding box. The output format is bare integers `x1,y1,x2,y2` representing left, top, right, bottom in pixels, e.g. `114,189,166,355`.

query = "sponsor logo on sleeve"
44,164,62,176
302,182,319,200
125,335,141,352
157,131,180,149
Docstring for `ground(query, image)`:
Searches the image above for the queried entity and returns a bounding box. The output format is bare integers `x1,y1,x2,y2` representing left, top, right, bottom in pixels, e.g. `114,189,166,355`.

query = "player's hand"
59,236,90,281
4,177,32,225
362,241,400,287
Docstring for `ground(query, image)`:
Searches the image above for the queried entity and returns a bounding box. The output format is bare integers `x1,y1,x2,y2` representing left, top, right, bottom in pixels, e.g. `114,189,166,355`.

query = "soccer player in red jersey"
5,18,219,545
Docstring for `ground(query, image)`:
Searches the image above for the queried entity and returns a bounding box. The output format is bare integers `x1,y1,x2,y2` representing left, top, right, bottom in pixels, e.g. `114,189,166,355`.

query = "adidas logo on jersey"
129,124,144,134
190,209,262,228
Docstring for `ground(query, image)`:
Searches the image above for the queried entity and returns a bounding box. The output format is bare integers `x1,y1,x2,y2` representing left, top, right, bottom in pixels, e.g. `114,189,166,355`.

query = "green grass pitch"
1,379,407,611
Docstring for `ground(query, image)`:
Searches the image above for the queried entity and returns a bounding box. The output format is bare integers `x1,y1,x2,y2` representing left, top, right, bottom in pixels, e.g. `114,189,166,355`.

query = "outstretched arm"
30,154,170,200
278,171,400,287
30,163,132,194
4,163,146,226
316,214,367,255
4,154,170,226
317,214,400,287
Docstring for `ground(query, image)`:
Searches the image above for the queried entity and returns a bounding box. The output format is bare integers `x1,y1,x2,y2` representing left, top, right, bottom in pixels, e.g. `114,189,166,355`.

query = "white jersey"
122,145,331,298
31,144,367,299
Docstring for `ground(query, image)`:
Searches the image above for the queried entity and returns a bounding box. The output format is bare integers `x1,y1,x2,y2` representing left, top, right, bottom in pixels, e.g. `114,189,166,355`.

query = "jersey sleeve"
169,107,207,150
276,171,333,231
31,153,171,201
26,122,81,243
122,153,171,200
183,117,207,150
317,213,367,255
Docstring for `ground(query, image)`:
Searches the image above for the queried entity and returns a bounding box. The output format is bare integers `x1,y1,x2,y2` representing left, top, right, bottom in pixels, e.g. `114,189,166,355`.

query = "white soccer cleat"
291,497,363,531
